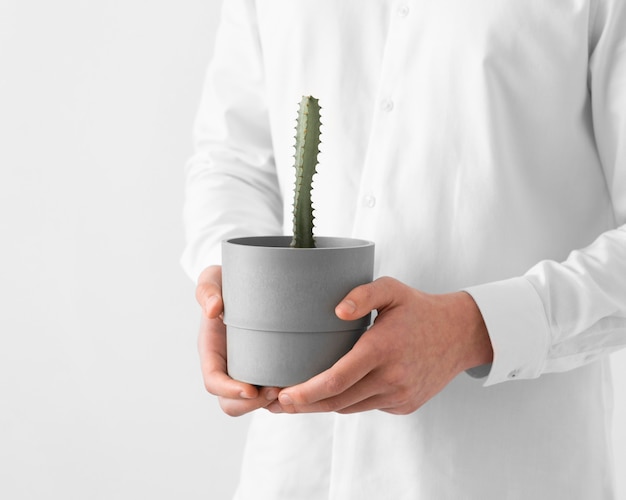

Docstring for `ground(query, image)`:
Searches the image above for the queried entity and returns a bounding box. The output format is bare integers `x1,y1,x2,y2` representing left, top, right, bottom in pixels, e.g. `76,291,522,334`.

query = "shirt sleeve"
464,0,626,386
180,0,283,281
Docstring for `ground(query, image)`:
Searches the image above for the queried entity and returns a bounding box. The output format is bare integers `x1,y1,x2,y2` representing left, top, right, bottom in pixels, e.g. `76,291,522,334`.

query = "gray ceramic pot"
222,236,375,387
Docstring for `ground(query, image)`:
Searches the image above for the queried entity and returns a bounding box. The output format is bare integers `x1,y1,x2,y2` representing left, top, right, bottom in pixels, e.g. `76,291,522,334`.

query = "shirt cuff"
463,277,551,386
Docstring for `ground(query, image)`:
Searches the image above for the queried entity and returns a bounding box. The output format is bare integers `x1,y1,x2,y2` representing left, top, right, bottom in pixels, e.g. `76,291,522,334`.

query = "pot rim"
225,235,374,250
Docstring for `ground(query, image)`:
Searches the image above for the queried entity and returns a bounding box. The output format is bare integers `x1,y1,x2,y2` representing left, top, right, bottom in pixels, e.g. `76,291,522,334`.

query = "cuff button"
508,369,520,379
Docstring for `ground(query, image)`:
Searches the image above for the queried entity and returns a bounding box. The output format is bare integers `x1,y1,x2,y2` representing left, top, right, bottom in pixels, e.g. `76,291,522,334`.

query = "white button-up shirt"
182,1,626,498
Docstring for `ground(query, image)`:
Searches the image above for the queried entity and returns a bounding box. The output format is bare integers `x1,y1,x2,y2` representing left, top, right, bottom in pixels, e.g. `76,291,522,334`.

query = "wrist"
451,291,493,372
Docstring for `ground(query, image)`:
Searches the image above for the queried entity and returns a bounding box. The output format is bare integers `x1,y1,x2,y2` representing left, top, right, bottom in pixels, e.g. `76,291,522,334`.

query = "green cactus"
290,95,321,248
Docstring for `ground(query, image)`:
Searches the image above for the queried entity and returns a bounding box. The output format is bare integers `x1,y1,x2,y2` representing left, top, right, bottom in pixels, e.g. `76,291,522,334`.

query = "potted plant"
221,96,375,387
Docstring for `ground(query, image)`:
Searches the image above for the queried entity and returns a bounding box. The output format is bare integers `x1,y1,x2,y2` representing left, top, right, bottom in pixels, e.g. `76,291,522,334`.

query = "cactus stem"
290,96,321,248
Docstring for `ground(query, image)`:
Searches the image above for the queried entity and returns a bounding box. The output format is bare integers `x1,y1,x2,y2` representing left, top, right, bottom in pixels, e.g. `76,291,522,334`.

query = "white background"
0,1,250,499
0,1,625,499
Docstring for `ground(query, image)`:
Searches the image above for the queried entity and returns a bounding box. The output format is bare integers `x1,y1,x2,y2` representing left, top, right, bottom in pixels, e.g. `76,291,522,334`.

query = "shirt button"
508,369,520,379
363,194,376,208
398,5,410,18
380,99,394,112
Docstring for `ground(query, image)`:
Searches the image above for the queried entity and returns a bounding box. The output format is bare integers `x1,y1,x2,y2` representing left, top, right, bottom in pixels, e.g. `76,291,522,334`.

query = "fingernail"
265,389,278,401
278,393,293,405
239,391,255,399
338,299,357,315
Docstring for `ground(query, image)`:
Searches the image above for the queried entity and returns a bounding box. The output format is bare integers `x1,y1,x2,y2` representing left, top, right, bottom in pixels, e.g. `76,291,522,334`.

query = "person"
181,1,626,498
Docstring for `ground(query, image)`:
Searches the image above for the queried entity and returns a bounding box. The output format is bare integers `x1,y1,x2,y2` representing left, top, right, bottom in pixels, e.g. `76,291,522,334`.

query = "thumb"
335,277,399,320
195,265,223,319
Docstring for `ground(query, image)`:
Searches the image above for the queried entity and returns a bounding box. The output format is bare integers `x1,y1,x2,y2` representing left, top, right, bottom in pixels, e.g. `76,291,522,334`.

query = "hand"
268,277,492,415
196,265,280,416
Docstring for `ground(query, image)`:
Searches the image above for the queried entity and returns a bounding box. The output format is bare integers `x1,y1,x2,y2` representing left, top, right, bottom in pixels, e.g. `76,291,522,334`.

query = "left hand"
196,265,281,416
267,277,492,415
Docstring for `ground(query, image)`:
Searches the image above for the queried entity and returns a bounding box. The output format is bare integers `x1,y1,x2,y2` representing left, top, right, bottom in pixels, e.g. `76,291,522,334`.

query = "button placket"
376,1,413,119
354,1,411,236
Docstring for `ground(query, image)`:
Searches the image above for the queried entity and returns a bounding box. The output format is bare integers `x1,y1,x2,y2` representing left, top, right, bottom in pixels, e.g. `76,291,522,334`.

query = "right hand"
195,265,280,416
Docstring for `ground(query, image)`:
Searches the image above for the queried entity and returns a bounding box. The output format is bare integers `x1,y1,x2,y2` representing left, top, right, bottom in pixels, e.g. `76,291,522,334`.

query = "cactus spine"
290,96,321,248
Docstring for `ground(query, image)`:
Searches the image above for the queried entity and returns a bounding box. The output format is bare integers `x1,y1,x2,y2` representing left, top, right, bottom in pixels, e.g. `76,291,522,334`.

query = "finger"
278,333,378,406
335,277,400,321
197,314,258,400
337,395,388,414
218,387,281,417
275,372,382,414
337,393,420,415
195,265,223,318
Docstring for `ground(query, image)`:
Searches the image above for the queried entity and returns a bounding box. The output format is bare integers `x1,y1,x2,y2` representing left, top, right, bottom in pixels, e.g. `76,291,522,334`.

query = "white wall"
0,1,252,499
1,1,625,499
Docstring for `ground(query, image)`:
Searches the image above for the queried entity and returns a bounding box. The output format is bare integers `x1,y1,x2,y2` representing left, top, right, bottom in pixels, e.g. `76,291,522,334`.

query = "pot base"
226,326,366,387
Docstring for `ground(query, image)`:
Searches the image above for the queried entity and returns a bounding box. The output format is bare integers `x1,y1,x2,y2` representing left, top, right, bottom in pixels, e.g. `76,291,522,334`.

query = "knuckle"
384,406,410,416
385,394,421,415
195,286,210,306
202,369,224,396
203,378,218,396
196,282,220,302
406,401,421,414
400,401,421,415
349,280,378,305
393,391,412,409
218,398,244,417
359,283,376,303
324,373,348,395
379,276,408,298
380,383,414,411
375,276,398,288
